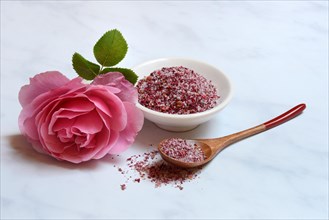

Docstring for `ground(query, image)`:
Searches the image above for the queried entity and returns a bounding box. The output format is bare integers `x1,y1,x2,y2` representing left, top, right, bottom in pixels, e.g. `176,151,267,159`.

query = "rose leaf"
93,29,128,67
100,67,138,85
72,52,100,80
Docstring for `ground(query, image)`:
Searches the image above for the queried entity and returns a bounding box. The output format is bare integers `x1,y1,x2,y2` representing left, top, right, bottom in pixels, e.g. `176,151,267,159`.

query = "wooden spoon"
158,103,306,169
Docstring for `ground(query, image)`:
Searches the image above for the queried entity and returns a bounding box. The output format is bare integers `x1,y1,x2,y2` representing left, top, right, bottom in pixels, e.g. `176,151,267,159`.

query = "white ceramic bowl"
134,58,233,132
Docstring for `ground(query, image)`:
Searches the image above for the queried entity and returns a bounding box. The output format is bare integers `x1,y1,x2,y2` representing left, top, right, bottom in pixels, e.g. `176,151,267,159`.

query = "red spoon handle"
263,103,306,129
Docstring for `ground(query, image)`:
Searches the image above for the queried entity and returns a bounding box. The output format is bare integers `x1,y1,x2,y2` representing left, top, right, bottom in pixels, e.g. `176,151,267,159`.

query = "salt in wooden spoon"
158,103,306,169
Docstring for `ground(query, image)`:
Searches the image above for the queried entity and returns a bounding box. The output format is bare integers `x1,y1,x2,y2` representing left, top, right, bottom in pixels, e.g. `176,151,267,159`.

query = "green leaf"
93,29,128,67
72,53,100,80
100,67,138,85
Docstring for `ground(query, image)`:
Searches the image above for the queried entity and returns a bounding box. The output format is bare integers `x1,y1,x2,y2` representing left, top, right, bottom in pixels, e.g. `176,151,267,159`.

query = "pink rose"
18,71,144,163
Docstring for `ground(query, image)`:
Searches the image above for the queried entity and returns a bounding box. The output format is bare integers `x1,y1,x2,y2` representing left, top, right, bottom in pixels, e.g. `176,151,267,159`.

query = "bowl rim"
133,57,233,119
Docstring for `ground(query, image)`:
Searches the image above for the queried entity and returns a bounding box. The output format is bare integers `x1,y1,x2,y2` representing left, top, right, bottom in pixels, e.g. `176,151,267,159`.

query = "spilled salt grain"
117,149,202,190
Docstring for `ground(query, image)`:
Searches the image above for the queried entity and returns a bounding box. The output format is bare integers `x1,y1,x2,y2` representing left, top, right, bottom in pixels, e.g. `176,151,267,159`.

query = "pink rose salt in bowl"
134,58,233,132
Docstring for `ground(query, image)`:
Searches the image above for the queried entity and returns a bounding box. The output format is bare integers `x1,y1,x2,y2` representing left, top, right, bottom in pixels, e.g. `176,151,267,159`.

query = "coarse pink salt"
160,138,206,163
117,149,202,190
136,66,219,114
120,184,126,191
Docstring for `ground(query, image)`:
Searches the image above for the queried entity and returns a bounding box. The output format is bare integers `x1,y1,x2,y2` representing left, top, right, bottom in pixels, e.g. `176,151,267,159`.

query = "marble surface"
1,1,328,219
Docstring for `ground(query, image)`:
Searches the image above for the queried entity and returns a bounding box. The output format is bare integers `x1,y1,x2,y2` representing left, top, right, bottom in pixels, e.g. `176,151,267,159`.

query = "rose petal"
40,123,66,154
80,134,96,148
92,72,138,103
108,102,144,154
86,88,127,131
57,129,74,143
52,118,75,134
19,71,70,107
58,147,83,163
19,116,39,140
56,97,95,113
60,128,110,163
48,102,94,135
72,110,103,134
19,77,85,138
93,128,119,159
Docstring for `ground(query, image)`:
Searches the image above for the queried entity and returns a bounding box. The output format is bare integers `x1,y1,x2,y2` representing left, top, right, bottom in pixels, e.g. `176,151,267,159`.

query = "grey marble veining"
1,1,328,219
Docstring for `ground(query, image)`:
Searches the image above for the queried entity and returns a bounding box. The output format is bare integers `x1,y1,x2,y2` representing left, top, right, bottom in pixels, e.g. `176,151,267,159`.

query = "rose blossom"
18,71,144,163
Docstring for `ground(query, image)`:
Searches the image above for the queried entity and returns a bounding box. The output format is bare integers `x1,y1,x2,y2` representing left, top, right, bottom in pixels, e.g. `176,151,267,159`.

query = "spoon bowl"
158,139,213,168
158,104,306,169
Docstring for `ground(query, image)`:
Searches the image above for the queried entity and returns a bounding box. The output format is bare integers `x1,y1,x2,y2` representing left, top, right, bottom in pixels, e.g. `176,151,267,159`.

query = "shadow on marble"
6,134,122,170
6,119,214,170
133,119,214,150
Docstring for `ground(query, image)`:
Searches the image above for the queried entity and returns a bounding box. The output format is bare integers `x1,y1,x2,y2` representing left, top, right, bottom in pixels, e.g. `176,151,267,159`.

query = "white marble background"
1,1,328,219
